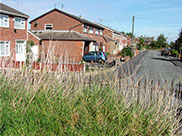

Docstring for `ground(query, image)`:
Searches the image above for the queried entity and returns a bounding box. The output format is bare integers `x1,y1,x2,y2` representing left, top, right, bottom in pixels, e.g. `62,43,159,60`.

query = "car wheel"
98,59,104,64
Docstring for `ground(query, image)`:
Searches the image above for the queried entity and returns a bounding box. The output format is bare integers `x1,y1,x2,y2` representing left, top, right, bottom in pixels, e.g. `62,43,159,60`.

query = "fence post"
137,80,140,105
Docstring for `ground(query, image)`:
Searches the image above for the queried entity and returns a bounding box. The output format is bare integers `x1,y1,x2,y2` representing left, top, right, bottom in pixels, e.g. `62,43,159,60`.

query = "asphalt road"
117,50,182,88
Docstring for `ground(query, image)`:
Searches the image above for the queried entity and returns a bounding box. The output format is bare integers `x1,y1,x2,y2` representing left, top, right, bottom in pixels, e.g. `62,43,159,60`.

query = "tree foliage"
149,34,168,49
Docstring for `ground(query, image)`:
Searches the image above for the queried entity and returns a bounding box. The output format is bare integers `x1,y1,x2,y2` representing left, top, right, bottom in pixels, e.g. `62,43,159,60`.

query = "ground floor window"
16,40,26,54
0,41,10,57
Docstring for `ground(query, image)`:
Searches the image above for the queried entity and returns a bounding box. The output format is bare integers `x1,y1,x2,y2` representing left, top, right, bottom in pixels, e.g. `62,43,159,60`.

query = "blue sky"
2,0,182,43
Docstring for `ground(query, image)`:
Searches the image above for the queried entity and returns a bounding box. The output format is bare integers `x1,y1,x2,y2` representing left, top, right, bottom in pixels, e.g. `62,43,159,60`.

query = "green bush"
171,49,178,57
118,47,133,57
106,52,110,55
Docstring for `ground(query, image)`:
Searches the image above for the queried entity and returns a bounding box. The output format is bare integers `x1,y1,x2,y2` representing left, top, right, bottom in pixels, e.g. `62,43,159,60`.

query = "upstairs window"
14,17,25,29
83,25,88,33
45,24,53,30
95,28,99,36
0,14,9,28
89,27,94,34
100,30,103,36
0,41,10,57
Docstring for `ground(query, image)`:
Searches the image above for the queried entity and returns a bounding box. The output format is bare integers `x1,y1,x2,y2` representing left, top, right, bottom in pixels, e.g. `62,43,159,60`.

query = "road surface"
117,50,182,88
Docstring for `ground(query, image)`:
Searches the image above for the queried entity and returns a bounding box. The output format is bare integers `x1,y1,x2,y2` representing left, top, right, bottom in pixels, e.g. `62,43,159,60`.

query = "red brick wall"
0,14,28,61
103,28,112,37
40,40,84,62
30,10,106,46
30,10,83,32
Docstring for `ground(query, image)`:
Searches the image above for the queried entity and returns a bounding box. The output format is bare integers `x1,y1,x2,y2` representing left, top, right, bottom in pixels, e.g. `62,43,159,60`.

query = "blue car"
83,51,107,63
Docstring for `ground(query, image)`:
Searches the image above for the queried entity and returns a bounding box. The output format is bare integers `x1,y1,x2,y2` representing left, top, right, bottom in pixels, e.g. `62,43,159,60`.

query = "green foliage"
156,34,168,48
171,49,179,57
26,41,34,67
149,34,168,49
126,32,135,39
106,52,110,55
118,46,133,57
0,74,173,136
169,41,175,49
137,37,145,50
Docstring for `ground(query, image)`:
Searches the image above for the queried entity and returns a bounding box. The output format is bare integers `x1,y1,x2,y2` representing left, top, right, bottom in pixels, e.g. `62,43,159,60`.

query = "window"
0,41,10,57
83,25,88,33
89,27,94,34
95,29,99,36
16,41,25,54
100,30,103,36
0,14,9,27
45,24,53,30
14,17,25,29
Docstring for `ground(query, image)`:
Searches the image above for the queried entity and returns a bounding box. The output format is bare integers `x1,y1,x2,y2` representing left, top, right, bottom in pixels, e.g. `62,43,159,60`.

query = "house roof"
29,8,104,29
95,22,122,35
142,37,154,42
103,35,118,43
0,3,29,18
31,31,96,42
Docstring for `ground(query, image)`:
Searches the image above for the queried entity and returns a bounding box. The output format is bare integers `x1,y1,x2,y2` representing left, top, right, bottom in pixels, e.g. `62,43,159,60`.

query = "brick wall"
0,14,28,61
40,40,84,62
30,10,106,47
30,10,83,32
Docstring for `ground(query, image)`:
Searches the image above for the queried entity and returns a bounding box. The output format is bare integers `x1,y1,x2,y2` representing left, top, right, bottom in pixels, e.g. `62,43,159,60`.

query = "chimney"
79,15,82,19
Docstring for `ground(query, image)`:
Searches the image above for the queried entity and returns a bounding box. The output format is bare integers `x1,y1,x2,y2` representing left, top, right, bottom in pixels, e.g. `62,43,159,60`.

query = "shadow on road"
150,57,172,62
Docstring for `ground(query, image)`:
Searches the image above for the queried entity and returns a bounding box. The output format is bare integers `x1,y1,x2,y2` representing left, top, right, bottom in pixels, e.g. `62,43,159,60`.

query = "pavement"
169,56,182,70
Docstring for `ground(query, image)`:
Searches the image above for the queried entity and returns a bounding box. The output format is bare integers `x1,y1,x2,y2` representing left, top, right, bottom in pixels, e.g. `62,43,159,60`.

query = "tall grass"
0,67,181,136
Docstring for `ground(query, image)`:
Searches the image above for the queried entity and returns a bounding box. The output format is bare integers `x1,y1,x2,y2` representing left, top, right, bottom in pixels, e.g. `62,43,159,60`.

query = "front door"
16,40,26,61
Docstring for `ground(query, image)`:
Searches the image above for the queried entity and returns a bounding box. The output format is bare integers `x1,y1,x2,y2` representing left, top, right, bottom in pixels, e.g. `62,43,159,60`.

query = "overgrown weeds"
0,68,181,135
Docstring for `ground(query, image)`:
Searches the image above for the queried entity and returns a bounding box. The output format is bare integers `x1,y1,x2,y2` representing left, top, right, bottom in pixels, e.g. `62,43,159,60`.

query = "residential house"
28,30,95,62
142,37,154,45
95,23,130,55
0,3,29,61
29,8,106,62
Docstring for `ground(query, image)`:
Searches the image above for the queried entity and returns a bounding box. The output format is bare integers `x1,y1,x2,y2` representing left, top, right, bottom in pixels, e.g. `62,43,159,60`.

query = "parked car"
161,48,170,56
83,51,107,63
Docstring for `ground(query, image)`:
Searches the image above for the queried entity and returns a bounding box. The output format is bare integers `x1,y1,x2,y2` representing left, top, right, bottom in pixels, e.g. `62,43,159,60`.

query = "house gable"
30,9,83,32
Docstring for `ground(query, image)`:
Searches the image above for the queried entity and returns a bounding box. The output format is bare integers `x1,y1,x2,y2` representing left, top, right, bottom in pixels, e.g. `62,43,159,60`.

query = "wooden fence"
0,60,84,72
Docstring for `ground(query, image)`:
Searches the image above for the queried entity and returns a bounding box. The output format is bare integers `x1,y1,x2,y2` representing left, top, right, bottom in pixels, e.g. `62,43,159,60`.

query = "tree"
137,37,145,50
126,32,135,39
169,41,175,49
156,34,168,48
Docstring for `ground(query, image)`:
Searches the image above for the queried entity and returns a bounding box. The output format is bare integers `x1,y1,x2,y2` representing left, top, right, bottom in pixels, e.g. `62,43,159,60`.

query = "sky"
2,0,182,43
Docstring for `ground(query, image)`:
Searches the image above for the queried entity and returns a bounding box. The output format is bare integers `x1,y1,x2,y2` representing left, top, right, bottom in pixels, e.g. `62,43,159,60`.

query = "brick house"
95,23,130,55
0,3,29,61
29,8,106,61
28,30,95,62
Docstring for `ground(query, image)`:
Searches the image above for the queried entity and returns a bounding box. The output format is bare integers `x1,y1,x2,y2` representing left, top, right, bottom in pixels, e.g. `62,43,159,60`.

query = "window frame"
100,29,103,36
14,17,25,29
0,14,9,28
89,27,94,34
45,24,53,31
83,25,88,33
95,28,99,36
0,41,10,57
16,40,26,54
